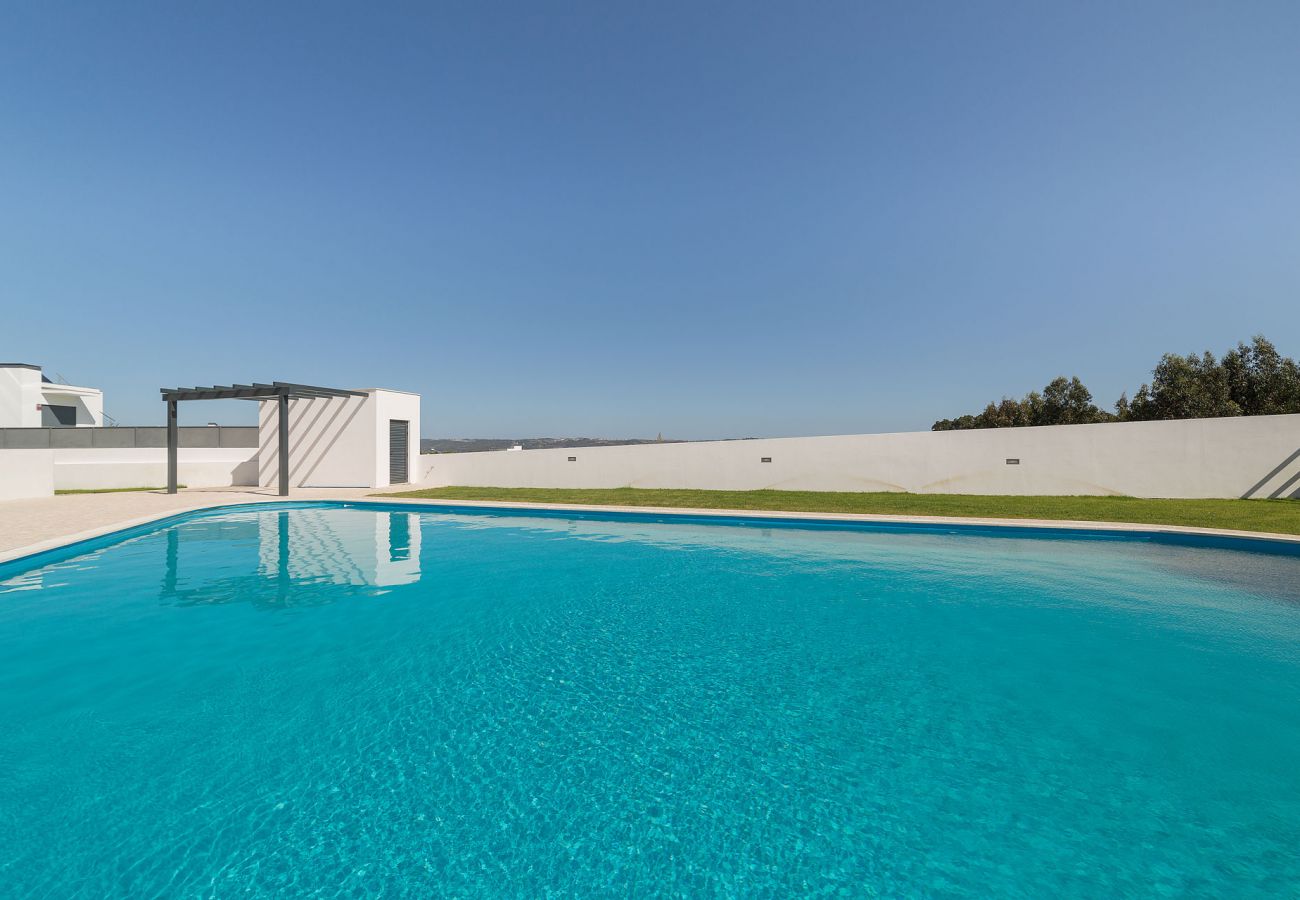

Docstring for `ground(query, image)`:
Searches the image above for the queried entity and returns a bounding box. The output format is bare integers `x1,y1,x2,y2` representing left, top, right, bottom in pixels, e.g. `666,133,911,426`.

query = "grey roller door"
389,419,409,484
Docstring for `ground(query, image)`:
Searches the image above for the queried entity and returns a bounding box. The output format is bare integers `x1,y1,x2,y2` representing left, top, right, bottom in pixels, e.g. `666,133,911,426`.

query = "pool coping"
2,494,1299,566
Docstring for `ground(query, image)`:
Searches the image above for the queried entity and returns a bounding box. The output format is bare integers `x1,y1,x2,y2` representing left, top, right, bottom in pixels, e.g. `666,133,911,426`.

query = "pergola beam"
272,381,369,397
161,388,279,402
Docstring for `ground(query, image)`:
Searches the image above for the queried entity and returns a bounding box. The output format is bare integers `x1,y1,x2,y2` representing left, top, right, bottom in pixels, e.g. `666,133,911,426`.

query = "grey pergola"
159,382,368,496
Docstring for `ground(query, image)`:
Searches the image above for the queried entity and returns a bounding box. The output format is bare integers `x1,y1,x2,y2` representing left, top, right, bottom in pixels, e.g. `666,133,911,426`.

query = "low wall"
0,450,55,501
419,414,1300,500
51,448,259,491
0,446,258,499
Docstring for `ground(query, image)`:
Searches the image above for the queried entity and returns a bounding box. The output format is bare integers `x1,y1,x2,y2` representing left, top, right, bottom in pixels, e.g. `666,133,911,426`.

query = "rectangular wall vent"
760,457,772,463
1006,458,1020,465
567,456,577,462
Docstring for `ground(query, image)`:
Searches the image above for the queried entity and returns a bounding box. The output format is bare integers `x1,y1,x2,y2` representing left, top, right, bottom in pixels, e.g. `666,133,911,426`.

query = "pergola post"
278,389,290,497
166,398,178,494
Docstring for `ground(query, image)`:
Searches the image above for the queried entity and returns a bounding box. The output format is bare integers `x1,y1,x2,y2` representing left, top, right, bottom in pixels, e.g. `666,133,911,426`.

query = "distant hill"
421,437,683,454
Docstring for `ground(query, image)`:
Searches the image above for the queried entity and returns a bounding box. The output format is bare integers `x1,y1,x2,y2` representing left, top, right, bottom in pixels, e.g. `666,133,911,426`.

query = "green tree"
1126,351,1239,421
1114,392,1131,420
931,335,1297,430
979,397,1032,428
1221,335,1300,415
1039,376,1112,425
932,377,1106,430
932,415,975,431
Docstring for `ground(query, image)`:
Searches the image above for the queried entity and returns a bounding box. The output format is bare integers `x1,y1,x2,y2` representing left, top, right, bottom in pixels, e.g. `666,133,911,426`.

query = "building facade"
0,363,104,427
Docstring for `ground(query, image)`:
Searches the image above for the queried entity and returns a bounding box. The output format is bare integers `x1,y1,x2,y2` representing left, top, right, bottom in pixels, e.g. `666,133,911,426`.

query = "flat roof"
41,383,101,396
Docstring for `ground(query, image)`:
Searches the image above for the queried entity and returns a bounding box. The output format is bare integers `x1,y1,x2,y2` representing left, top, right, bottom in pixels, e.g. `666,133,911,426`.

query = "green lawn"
376,486,1300,536
55,485,184,495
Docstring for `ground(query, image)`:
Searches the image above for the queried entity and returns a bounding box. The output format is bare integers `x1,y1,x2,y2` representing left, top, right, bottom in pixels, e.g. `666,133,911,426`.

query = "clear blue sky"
3,2,1298,436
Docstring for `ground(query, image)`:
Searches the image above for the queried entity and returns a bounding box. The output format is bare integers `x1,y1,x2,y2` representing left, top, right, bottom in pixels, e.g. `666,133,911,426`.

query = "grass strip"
377,486,1300,536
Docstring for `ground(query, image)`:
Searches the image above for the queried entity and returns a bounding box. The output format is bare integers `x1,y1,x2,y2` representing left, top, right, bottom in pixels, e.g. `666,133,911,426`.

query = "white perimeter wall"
0,447,258,497
419,414,1300,500
259,389,420,489
0,450,55,500
52,448,258,491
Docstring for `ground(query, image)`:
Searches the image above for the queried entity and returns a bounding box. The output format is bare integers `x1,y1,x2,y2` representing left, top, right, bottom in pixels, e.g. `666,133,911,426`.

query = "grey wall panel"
133,428,168,448
49,428,93,448
91,428,137,448
218,426,259,448
0,426,260,448
180,427,219,448
1,429,52,448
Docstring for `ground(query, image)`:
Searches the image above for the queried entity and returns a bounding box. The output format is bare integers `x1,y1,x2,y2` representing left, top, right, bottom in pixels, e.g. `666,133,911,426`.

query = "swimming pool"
2,501,1298,896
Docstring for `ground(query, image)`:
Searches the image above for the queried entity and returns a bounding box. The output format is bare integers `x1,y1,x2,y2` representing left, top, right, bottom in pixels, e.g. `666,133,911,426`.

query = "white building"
0,363,104,427
254,387,421,491
0,375,420,502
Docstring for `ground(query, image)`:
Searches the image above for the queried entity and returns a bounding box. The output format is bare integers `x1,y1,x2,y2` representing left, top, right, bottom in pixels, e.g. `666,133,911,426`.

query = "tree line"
932,335,1300,431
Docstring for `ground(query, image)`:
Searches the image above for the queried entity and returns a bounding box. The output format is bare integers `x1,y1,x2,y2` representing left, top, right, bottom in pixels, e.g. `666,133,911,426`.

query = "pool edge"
2,495,1298,568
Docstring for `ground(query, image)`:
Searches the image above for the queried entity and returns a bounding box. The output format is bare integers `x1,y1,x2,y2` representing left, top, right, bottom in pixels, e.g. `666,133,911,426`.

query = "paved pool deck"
0,487,381,563
2,486,1299,565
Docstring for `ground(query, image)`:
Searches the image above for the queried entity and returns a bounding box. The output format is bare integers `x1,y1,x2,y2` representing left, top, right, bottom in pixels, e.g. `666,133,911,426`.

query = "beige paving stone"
0,487,374,561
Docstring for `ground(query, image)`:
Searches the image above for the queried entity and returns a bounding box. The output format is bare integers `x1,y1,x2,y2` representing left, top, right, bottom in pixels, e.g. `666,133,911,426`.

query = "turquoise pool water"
1,503,1298,897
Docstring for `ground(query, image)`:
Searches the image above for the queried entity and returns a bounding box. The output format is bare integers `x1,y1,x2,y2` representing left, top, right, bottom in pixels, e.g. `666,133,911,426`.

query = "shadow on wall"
1242,447,1300,499
233,459,259,486
257,396,367,488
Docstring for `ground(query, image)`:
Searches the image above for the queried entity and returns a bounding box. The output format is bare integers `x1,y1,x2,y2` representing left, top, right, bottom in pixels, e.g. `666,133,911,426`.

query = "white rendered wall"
371,390,420,489
418,414,1300,500
259,394,373,488
52,448,258,490
74,391,103,426
0,367,43,427
258,389,420,489
0,450,54,500
84,392,103,426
